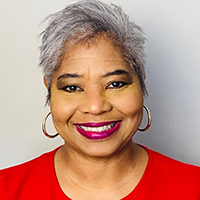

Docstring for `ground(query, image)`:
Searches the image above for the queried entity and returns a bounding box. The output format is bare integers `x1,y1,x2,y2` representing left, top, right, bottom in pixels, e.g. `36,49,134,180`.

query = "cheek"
113,90,143,117
50,93,77,126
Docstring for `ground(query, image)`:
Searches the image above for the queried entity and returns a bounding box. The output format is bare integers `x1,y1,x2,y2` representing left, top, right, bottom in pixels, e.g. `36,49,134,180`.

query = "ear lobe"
44,78,48,88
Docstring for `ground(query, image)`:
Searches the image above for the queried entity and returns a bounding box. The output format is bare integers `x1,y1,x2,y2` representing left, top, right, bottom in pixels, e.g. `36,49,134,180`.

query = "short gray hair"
39,0,147,105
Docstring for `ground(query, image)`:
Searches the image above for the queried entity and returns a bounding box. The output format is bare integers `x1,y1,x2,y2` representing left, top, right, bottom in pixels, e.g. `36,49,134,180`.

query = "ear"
43,78,48,89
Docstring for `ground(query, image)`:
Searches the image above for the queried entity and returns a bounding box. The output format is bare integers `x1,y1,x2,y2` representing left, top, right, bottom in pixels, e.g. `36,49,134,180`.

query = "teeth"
80,123,115,132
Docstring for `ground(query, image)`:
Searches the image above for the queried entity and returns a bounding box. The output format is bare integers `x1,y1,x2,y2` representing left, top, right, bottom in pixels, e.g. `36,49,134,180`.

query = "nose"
78,88,112,115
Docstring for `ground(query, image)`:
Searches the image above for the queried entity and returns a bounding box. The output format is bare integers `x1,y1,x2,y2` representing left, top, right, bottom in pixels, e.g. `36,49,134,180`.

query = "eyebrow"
57,73,82,80
102,69,130,77
57,69,130,80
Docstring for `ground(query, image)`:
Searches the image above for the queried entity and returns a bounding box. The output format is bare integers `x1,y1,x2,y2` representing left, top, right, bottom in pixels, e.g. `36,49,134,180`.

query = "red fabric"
0,146,200,200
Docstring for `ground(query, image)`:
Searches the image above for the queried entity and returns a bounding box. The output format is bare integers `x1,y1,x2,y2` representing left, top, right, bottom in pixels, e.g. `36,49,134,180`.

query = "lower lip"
75,122,121,140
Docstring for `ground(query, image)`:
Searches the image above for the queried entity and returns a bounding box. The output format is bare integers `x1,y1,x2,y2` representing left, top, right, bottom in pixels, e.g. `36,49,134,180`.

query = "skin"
44,36,148,199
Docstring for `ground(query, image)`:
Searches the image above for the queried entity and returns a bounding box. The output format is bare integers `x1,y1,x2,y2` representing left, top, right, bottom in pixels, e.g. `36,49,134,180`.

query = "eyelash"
62,81,127,93
62,85,83,93
106,81,127,89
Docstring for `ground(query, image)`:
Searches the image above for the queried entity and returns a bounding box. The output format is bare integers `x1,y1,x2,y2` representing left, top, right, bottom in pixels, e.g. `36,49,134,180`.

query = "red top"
1,146,200,199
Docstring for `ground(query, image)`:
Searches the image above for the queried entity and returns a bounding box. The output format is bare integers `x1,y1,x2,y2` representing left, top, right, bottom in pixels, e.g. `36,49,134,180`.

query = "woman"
0,0,200,199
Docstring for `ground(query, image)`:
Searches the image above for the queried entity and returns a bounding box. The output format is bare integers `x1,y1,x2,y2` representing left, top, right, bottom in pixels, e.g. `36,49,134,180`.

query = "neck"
55,141,147,193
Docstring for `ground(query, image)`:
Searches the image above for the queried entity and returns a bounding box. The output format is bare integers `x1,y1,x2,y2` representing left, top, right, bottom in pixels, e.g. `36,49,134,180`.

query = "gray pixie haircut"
39,0,147,105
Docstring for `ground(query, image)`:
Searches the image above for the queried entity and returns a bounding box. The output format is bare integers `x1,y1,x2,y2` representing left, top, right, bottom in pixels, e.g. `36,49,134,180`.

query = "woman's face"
49,37,143,157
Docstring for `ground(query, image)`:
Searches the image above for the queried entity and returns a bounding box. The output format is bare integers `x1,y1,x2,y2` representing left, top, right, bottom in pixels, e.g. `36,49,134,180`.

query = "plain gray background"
1,0,200,169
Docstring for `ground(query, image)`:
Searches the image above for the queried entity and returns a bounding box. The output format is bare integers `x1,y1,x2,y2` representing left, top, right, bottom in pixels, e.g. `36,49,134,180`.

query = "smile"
80,122,115,132
74,121,121,140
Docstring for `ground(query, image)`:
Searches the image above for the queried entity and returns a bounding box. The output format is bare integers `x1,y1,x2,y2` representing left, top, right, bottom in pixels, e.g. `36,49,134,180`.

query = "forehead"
57,36,131,74
66,36,123,58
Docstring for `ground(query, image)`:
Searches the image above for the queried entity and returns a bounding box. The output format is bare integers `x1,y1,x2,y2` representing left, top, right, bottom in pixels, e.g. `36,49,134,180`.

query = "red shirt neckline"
49,145,153,199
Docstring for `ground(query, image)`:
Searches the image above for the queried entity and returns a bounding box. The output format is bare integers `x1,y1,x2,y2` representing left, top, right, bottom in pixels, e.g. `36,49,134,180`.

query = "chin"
73,139,130,159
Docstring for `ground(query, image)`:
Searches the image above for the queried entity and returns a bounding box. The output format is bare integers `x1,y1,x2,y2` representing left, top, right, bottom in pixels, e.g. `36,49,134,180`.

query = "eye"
62,85,83,93
106,81,127,89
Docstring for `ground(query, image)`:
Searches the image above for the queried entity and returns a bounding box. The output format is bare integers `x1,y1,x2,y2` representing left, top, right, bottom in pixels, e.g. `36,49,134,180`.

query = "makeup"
74,121,121,140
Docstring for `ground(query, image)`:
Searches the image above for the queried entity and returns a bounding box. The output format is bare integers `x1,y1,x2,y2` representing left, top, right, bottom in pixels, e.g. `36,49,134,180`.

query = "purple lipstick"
74,121,121,140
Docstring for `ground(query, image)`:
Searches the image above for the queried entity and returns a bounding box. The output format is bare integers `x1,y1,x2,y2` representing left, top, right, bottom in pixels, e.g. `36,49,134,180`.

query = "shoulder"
0,147,59,198
131,145,200,198
0,148,56,175
147,147,200,172
144,146,200,189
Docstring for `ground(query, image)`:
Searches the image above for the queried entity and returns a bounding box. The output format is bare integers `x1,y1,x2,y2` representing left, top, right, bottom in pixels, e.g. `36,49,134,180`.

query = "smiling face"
49,36,143,157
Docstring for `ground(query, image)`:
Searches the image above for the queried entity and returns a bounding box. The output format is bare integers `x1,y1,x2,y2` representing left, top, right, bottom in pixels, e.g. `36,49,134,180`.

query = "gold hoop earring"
42,112,59,138
138,105,152,131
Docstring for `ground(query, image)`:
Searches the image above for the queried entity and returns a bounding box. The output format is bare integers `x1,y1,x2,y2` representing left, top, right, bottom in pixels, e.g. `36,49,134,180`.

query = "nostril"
78,97,112,115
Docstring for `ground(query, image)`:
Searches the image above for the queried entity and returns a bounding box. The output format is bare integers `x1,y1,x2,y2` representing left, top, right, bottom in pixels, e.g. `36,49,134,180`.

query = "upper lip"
74,121,121,127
